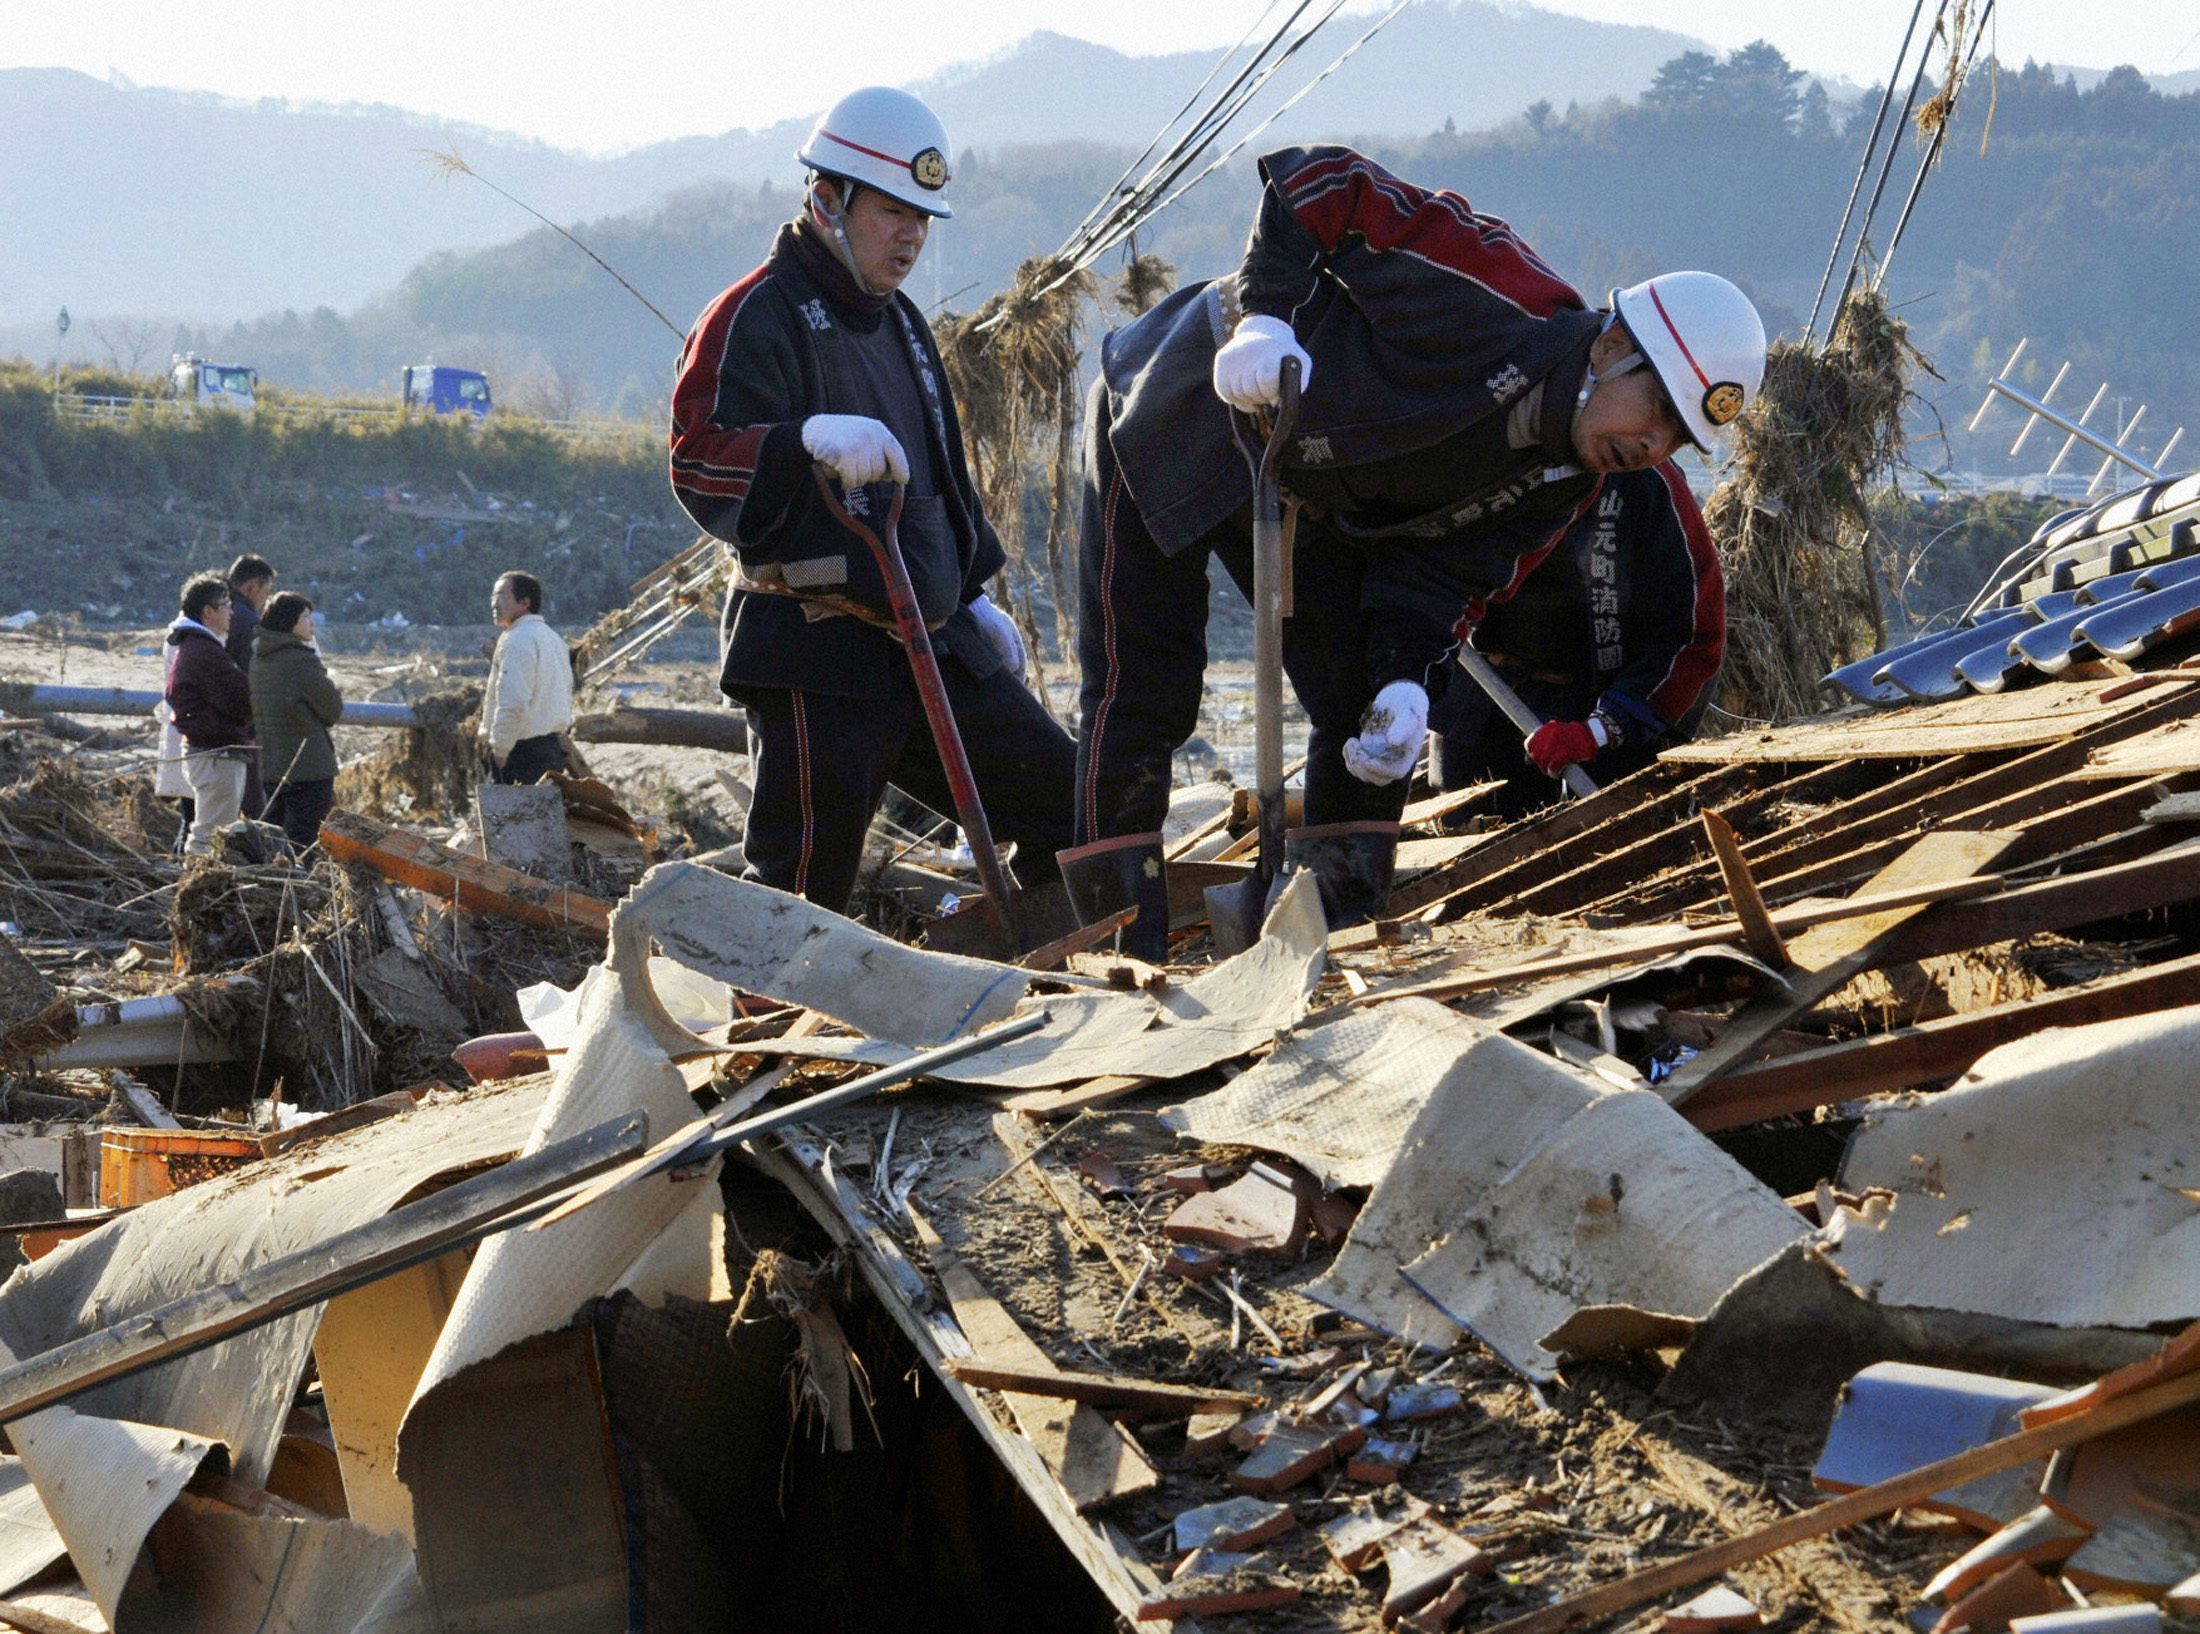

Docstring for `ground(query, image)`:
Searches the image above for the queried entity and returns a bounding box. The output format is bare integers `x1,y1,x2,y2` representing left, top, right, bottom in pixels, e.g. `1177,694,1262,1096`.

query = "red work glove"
1525,719,1599,775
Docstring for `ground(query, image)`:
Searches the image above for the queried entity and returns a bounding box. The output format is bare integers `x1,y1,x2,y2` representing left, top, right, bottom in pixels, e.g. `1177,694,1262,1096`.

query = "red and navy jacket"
668,222,1007,703
1098,145,1605,690
1472,462,1724,742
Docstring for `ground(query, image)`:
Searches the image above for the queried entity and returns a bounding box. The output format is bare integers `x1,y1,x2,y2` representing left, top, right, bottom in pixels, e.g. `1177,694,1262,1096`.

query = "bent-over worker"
1063,144,1765,951
1434,461,1723,820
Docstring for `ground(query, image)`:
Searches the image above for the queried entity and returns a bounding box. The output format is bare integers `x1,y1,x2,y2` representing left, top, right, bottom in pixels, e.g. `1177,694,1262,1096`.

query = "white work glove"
1342,680,1430,786
802,414,909,487
1211,313,1313,412
970,593,1026,673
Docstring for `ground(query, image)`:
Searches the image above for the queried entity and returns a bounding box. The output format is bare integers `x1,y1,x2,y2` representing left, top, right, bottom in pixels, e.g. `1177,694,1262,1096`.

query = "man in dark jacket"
224,554,276,669
669,86,1074,917
225,554,276,818
1062,145,1767,950
164,572,254,856
1434,462,1723,819
251,591,343,851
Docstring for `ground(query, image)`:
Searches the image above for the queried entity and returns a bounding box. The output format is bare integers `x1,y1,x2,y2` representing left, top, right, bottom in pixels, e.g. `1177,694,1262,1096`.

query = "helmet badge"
1702,381,1746,427
911,148,949,191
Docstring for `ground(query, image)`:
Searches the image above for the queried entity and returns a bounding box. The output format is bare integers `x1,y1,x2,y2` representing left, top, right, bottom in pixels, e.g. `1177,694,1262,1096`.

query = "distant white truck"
169,353,257,414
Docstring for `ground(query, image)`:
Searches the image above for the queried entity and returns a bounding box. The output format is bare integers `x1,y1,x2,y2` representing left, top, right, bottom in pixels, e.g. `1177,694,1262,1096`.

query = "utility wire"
1805,0,1928,342
1055,0,1303,254
1874,0,1997,291
1054,1,1346,275
1085,0,1416,274
1031,0,1410,304
1830,0,1953,328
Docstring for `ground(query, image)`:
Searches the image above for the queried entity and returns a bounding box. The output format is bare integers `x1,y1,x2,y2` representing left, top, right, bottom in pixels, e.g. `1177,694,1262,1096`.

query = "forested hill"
94,53,2200,474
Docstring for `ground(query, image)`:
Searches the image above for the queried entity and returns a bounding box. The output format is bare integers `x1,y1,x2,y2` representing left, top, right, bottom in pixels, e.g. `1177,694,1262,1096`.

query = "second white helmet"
1611,272,1766,450
798,87,955,219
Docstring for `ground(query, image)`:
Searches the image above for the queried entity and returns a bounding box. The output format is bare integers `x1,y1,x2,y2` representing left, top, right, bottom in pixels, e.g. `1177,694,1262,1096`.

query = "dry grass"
1703,289,1934,722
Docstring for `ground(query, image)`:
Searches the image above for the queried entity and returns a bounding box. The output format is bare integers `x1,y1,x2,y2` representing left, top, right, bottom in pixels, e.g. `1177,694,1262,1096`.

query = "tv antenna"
1970,340,2186,498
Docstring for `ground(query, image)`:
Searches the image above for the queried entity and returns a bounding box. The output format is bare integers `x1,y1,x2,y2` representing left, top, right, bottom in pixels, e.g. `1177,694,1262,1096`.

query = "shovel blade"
920,880,1077,962
1205,870,1285,957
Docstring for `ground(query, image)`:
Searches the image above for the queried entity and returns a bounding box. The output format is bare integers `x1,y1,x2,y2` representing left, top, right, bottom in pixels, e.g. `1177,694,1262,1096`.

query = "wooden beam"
1379,761,1712,918
1603,754,1990,924
1356,871,2009,1008
1681,946,2200,1132
319,810,611,936
1658,830,2022,1106
1883,837,2200,962
940,1361,1264,1416
1700,810,1787,967
1469,1346,2200,1634
908,1208,1159,1514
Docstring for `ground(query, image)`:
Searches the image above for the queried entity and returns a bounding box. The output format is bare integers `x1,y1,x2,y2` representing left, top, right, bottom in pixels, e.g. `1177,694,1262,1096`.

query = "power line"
1805,0,1927,343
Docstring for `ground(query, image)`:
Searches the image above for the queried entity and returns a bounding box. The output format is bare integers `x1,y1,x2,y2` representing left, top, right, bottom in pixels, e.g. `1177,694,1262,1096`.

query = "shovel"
1455,645,1599,800
1205,355,1303,955
811,468,1071,961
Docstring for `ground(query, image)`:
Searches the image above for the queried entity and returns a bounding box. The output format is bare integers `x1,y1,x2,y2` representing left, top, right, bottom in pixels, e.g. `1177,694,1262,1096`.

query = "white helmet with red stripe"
798,87,955,219
1612,273,1765,450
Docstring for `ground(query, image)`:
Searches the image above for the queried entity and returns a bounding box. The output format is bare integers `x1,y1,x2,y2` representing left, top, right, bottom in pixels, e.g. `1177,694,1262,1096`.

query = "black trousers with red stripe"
740,652,1075,917
1072,419,1412,847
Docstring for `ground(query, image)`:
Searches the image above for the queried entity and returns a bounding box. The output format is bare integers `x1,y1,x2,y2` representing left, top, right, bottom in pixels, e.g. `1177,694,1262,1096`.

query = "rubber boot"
1055,831,1171,963
1285,820,1400,930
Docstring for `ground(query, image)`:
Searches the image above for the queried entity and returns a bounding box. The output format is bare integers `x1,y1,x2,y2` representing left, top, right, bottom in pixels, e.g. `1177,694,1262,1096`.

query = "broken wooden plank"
996,1075,1159,1121
1473,1336,2200,1634
939,1361,1263,1416
1658,830,2022,1105
1379,760,1710,918
319,809,611,936
908,1208,1159,1513
1018,906,1137,973
1700,809,1786,967
1358,869,2010,1008
1681,946,2200,1131
1405,763,1755,920
1662,680,2191,763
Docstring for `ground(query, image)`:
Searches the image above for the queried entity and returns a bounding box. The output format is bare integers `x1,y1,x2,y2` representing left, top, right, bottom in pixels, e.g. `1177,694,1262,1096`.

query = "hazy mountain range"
2,0,1719,333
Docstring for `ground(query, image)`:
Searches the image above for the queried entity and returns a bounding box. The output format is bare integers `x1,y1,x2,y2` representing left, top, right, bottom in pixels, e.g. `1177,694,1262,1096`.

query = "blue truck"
401,365,492,418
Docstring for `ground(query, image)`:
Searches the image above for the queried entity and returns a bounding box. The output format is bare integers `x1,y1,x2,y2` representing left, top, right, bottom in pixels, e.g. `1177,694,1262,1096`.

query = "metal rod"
2007,361,2068,457
1968,339,2025,433
1251,358,1302,888
1984,378,2159,481
1457,647,1598,800
2046,383,2110,478
703,1010,1048,1158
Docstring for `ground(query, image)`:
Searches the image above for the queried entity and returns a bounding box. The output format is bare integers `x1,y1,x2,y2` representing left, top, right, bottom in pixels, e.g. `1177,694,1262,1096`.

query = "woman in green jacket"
251,592,343,852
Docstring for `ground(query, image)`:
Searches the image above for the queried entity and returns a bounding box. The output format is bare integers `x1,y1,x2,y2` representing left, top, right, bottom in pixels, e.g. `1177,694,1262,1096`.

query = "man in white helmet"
1061,144,1764,953
670,87,1075,916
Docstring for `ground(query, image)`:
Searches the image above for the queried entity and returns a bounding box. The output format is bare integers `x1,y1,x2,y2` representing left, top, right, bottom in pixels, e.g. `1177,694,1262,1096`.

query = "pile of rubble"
0,485,2196,1630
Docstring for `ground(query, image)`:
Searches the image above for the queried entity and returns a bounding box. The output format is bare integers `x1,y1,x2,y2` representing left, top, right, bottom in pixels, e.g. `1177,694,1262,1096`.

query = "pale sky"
7,0,2196,153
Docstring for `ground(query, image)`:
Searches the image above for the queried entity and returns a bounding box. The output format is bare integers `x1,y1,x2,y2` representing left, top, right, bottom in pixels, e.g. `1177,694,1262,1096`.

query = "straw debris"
1703,289,1935,722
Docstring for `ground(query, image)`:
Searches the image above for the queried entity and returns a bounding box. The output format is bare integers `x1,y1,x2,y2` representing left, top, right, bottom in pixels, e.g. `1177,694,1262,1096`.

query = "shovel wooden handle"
811,467,1015,934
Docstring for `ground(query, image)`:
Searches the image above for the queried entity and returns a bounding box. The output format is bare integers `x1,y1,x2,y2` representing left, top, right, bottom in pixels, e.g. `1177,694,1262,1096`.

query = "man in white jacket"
482,571,574,784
